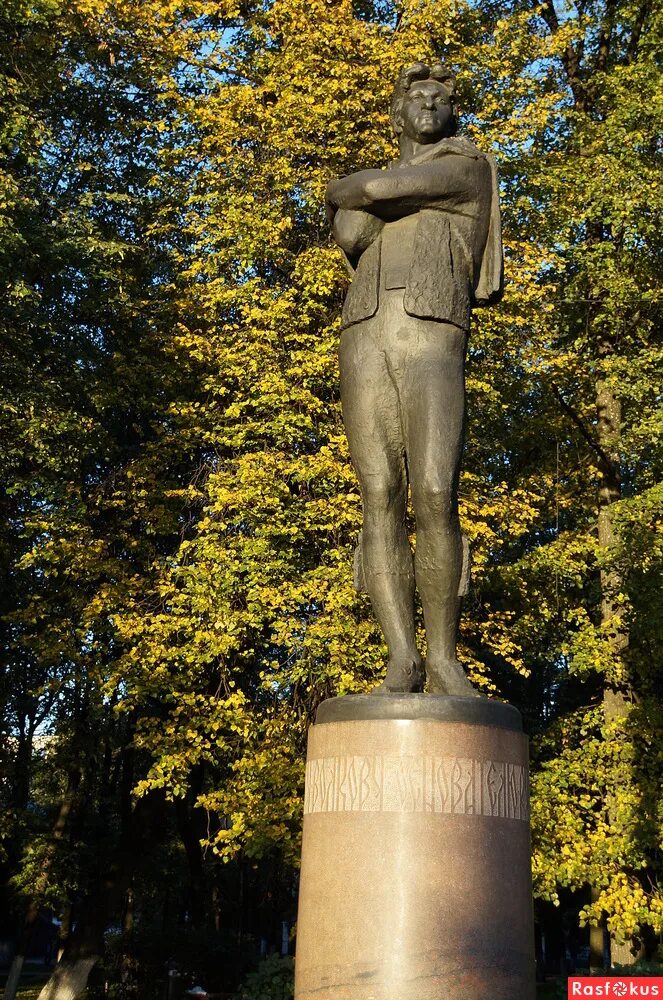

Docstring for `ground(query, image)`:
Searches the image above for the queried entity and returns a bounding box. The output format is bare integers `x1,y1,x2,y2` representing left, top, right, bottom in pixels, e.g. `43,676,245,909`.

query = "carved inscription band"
304,754,529,822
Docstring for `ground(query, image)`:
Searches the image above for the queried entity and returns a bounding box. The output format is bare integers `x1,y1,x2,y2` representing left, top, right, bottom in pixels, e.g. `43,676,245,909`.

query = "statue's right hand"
332,208,384,257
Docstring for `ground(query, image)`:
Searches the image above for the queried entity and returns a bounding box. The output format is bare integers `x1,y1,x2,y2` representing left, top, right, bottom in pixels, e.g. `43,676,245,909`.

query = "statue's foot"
372,657,425,695
426,659,483,698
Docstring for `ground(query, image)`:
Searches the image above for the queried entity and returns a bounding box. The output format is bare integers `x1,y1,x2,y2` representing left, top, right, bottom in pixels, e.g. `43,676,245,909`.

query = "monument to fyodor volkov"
295,63,535,1000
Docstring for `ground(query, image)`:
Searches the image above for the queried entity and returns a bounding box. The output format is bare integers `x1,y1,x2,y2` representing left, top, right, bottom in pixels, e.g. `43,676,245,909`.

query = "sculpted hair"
390,62,458,136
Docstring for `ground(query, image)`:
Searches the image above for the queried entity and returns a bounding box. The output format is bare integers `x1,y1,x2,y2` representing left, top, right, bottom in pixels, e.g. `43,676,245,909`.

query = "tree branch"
594,0,617,75
552,385,617,475
626,0,651,62
539,0,589,110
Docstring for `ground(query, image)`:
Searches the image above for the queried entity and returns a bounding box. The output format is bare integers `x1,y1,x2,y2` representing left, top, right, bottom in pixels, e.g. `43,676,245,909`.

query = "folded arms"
326,154,489,261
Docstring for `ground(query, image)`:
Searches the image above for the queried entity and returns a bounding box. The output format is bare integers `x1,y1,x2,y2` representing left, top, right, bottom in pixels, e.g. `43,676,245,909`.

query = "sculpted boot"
425,658,481,697
374,655,426,694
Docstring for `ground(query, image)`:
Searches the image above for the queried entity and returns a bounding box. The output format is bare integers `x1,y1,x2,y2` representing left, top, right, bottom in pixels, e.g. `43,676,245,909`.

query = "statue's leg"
402,320,478,697
339,320,424,693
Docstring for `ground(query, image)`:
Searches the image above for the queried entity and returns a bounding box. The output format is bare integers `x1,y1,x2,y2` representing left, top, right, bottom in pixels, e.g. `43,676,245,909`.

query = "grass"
0,975,51,1000
15,982,50,1000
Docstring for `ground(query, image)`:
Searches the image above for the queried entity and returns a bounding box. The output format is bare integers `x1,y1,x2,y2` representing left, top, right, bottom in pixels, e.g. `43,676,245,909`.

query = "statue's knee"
362,479,404,518
412,483,455,524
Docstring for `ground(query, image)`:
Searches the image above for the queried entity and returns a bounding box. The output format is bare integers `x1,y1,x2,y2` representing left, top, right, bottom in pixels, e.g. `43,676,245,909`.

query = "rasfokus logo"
568,979,663,997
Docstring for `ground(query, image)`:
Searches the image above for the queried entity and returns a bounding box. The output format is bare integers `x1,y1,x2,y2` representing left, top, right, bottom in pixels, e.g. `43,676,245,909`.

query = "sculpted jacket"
339,136,503,331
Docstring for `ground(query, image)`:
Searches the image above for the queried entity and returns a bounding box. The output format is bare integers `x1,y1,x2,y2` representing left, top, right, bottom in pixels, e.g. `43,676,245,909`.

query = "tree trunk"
596,381,629,721
36,959,99,1000
36,915,103,1000
2,956,25,1000
120,887,136,987
175,796,206,928
35,787,166,1000
589,887,605,972
36,875,119,1000
611,937,644,967
3,787,78,1000
57,902,72,963
595,379,644,967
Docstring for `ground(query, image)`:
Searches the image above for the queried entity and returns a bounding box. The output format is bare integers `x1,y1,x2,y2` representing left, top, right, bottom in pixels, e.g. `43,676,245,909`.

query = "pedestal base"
295,696,535,1000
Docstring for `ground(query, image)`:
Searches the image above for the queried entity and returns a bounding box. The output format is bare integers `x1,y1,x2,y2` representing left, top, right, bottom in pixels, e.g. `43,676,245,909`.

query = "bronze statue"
325,62,503,696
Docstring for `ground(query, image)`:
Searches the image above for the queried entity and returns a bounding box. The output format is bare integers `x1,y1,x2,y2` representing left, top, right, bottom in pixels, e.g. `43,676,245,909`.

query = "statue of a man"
325,62,503,696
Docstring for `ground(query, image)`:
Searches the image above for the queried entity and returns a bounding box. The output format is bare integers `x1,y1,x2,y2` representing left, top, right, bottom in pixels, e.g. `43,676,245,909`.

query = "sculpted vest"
340,142,503,332
341,212,471,330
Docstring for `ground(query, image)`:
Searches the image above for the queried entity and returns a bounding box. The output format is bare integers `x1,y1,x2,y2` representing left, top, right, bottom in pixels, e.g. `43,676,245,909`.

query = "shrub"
239,955,294,1000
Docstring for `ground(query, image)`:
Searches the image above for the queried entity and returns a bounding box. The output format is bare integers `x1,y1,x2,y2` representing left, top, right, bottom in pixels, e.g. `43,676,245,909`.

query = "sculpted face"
399,79,454,144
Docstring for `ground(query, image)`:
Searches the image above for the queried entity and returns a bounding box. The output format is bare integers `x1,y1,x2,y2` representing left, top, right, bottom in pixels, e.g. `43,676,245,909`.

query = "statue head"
390,62,458,145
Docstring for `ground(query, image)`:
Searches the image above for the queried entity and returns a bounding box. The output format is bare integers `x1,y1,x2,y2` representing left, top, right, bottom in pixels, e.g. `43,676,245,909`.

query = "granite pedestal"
294,695,535,1000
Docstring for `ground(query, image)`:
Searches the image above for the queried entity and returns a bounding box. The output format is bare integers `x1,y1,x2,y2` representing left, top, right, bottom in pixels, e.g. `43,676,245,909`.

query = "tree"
1,1,215,995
